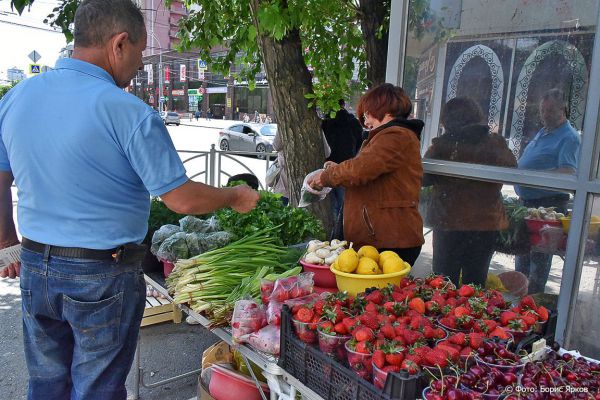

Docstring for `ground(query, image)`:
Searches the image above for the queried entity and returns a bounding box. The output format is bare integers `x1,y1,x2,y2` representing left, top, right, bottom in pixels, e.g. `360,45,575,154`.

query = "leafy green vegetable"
216,191,325,246
145,197,186,245
496,197,530,255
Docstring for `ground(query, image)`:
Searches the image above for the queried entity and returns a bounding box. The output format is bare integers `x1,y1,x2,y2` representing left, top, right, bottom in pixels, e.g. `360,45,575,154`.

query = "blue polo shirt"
0,58,188,249
515,120,580,200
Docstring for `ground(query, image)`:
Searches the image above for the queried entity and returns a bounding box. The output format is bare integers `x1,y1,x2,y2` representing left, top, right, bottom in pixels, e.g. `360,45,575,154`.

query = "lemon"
336,248,359,273
379,251,402,268
382,257,405,274
357,245,379,263
355,257,379,275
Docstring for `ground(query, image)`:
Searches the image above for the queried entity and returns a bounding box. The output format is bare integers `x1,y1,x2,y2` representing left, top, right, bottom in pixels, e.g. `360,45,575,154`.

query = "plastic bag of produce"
298,169,332,208
231,299,267,344
156,231,189,262
260,279,275,305
199,231,232,250
247,324,280,355
150,224,181,255
266,292,323,325
269,272,314,303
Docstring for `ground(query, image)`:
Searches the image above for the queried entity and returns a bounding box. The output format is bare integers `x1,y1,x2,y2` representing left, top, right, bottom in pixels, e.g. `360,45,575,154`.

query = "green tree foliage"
0,82,17,101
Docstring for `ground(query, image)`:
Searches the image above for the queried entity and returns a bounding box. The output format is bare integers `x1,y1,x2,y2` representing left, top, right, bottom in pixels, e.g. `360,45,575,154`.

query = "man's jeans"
19,248,146,400
515,252,553,294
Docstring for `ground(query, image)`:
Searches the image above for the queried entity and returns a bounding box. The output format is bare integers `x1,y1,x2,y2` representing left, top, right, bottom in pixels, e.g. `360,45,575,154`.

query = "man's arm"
160,180,259,215
0,171,20,279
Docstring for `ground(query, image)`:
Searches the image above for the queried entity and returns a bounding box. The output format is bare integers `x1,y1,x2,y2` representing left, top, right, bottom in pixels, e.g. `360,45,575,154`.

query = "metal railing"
178,144,276,190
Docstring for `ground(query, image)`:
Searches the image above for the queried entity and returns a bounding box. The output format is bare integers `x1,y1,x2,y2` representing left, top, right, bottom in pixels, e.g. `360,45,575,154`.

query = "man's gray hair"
74,0,146,48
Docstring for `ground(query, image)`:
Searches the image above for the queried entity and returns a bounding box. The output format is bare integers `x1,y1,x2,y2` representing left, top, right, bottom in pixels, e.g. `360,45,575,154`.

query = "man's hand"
0,262,20,279
230,185,260,213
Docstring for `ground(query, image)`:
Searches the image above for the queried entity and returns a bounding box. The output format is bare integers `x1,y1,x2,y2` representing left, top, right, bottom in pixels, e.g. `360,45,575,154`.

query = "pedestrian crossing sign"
29,64,41,74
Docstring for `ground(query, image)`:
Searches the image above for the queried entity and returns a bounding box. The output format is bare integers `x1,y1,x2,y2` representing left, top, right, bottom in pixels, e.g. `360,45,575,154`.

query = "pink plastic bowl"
299,260,337,288
162,261,175,278
209,364,269,400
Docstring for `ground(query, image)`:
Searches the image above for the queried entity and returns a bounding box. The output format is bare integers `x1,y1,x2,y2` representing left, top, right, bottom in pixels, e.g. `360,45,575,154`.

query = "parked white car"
218,123,276,158
160,111,180,126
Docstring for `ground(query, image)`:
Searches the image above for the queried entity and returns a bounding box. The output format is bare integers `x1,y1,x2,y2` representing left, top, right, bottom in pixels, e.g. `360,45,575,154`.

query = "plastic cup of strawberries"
345,341,373,380
292,317,318,344
317,327,351,361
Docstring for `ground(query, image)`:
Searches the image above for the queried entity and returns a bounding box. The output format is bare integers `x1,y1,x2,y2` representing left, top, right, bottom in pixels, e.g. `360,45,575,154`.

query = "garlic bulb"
315,248,331,259
304,252,323,264
324,254,338,265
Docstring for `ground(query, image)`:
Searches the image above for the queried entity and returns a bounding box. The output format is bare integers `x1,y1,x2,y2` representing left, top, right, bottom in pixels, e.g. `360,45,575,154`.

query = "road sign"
159,96,165,102
198,59,207,70
28,50,41,63
29,64,41,74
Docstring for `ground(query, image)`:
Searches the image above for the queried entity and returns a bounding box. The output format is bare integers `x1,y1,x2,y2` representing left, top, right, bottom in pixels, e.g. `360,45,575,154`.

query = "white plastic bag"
265,159,281,188
298,169,331,208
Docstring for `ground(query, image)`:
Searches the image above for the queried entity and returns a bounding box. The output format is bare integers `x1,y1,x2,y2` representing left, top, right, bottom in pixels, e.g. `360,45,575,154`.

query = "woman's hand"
308,170,324,189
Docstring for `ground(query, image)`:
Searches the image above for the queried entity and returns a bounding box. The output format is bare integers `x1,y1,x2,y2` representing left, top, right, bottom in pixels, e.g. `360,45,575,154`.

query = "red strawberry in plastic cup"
292,318,317,344
345,340,373,380
317,326,351,361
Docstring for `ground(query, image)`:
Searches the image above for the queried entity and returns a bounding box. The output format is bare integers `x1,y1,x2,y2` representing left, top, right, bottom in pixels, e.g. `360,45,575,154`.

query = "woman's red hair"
356,83,412,128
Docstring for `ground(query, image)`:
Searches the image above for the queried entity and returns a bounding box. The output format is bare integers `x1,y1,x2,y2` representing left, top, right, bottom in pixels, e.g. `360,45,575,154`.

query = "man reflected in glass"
515,88,581,294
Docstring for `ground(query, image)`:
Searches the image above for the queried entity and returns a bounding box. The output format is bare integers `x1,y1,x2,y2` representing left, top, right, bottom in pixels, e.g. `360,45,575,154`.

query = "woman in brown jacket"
423,97,517,285
308,84,425,265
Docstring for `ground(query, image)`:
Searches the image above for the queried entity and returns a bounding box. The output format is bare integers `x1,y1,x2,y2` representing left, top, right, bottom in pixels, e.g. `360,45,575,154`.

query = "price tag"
0,244,21,268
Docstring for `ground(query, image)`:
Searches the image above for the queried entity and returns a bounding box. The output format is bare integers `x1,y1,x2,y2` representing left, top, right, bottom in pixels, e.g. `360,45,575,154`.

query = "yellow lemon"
357,245,379,263
379,251,402,268
355,257,379,275
336,248,359,273
382,257,405,274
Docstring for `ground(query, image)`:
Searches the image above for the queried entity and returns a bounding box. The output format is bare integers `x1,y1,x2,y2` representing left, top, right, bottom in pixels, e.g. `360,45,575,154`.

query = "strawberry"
355,340,373,354
385,352,404,366
437,344,459,362
365,302,379,314
319,320,334,333
372,349,386,369
428,276,445,289
401,359,420,374
380,323,396,340
434,328,446,339
313,299,325,316
520,295,537,310
425,300,441,315
507,318,528,332
460,346,474,358
537,306,549,322
343,317,359,333
334,322,349,335
360,312,381,330
423,325,436,340
468,333,484,349
457,284,475,297
453,306,470,318
489,326,510,340
439,316,457,329
424,349,448,368
384,301,407,317
431,294,447,307
365,290,384,305
295,307,314,323
383,365,402,373
500,311,518,326
408,298,425,314
521,313,537,327
353,327,375,342
448,332,466,346
309,314,320,330
402,330,423,346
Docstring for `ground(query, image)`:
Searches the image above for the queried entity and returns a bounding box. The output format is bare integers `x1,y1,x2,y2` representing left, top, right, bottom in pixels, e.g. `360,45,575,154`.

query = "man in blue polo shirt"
0,0,258,399
515,88,580,294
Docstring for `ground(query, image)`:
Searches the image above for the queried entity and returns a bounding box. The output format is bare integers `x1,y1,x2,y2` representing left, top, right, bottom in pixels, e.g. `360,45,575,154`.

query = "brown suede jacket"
320,118,425,249
423,124,517,231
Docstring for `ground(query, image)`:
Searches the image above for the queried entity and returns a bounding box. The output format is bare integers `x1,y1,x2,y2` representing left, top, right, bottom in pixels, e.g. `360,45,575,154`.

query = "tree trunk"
249,0,333,235
359,0,389,87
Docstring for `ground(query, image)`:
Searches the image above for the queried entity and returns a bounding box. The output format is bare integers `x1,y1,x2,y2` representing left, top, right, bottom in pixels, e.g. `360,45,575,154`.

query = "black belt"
21,238,147,263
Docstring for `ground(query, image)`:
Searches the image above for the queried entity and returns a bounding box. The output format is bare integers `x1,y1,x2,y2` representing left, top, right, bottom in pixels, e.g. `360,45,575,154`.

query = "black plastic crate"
278,306,422,400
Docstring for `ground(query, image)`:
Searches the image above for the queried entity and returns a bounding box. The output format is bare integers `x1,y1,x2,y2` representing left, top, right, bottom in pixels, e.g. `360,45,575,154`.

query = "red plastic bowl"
162,261,175,278
524,218,561,234
209,364,269,400
299,259,337,288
